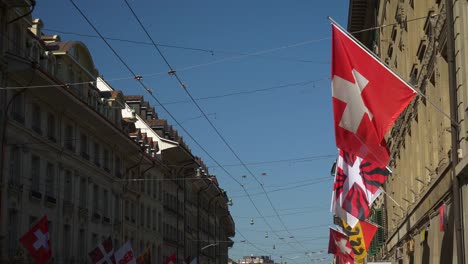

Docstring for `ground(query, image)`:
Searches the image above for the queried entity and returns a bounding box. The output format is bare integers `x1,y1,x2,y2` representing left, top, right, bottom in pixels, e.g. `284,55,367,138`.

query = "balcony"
45,195,57,207
29,190,42,201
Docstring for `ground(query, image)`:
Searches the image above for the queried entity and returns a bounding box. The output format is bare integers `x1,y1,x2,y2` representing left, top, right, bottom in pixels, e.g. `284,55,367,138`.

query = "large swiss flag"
331,24,416,166
19,215,52,264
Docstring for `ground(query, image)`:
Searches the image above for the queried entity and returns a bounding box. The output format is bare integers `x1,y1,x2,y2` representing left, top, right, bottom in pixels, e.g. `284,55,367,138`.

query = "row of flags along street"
18,214,193,264
327,19,417,263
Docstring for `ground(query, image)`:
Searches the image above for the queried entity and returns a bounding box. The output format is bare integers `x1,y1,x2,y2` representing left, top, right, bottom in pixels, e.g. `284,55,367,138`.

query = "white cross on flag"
331,24,416,166
331,149,389,228
328,227,354,263
88,237,116,264
19,215,52,264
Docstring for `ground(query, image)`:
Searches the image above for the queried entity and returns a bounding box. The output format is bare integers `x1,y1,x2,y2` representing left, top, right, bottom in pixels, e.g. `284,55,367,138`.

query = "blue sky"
35,1,349,263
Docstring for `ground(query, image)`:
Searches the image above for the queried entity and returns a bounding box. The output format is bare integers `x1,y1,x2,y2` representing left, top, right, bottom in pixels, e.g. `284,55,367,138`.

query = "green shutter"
368,208,386,256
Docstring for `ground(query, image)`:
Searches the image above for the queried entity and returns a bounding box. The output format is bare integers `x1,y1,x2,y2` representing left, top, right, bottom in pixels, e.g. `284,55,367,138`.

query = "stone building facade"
348,0,468,263
0,1,234,263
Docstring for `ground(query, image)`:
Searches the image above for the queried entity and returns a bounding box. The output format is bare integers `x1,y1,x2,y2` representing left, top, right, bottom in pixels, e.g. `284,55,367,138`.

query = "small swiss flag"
19,215,52,264
328,227,354,262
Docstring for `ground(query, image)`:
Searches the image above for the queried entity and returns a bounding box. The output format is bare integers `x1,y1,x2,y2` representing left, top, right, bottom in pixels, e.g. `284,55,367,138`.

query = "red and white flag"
114,241,136,264
328,228,354,262
331,23,416,166
19,215,52,264
331,150,389,227
88,237,116,264
163,253,177,264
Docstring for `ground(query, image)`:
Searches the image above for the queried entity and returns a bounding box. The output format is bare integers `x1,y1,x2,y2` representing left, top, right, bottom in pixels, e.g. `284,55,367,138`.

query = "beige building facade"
348,0,468,263
0,1,234,263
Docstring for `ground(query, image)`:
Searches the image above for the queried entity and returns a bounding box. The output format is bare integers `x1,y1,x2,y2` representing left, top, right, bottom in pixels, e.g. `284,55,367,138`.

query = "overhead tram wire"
162,77,329,105
42,28,328,64
69,0,302,255
122,0,312,255
121,0,320,256
1,12,440,91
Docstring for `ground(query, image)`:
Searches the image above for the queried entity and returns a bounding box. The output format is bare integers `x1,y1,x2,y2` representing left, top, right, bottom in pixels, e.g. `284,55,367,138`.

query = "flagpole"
327,16,459,128
378,187,403,210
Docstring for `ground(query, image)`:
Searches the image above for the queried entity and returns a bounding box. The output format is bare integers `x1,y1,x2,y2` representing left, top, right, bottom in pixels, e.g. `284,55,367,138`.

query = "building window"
9,146,21,185
79,177,87,207
32,104,42,134
10,24,22,55
93,185,99,213
146,207,151,229
63,225,71,261
31,155,41,193
125,200,129,221
32,44,40,63
103,189,109,218
47,113,56,142
78,229,85,262
103,149,110,172
158,213,162,232
115,156,122,178
93,142,100,167
64,170,72,202
141,176,145,193
152,179,157,199
114,194,120,222
45,163,55,198
7,209,18,257
140,204,144,227
28,216,38,228
131,202,136,223
65,124,74,151
11,92,24,123
80,133,89,160
152,209,156,230
91,233,98,248
47,57,54,74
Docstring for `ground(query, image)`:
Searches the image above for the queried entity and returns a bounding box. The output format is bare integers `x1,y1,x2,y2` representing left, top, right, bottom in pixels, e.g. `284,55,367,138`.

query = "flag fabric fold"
190,257,198,264
19,215,52,264
331,149,389,228
88,237,116,264
114,241,136,264
331,23,416,166
342,219,378,263
136,247,151,264
328,227,354,262
163,253,177,264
